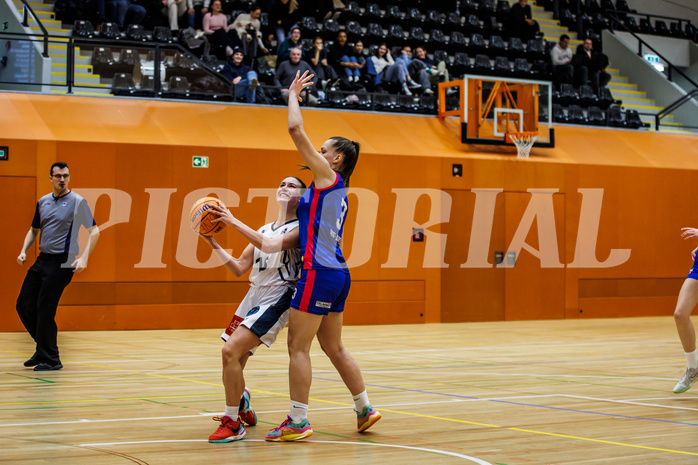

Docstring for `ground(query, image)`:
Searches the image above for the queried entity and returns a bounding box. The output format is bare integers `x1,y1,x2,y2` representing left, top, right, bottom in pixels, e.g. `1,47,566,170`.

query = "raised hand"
681,227,698,240
289,70,315,102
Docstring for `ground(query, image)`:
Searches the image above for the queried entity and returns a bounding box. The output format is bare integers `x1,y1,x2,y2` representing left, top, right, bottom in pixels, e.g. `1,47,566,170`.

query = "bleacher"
4,0,698,131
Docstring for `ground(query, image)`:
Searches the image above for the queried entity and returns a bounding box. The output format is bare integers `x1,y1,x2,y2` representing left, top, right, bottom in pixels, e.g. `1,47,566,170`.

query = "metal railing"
20,0,49,57
604,12,698,130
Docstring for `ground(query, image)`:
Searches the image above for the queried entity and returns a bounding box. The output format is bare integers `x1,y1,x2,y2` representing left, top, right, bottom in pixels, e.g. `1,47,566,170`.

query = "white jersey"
249,220,301,288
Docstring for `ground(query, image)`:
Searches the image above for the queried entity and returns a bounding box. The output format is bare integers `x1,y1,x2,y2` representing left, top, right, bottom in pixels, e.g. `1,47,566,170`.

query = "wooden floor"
2,317,698,464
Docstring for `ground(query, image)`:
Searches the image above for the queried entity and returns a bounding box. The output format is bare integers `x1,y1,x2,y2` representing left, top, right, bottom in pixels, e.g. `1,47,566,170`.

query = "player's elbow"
288,124,304,137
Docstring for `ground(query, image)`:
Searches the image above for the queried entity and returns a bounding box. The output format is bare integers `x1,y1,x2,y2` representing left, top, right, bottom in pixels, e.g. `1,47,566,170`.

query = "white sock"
686,350,698,369
352,390,370,412
289,401,308,423
224,405,239,420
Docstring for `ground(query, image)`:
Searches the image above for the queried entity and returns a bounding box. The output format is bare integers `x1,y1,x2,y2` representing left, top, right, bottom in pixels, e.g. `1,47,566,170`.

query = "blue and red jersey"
298,172,349,271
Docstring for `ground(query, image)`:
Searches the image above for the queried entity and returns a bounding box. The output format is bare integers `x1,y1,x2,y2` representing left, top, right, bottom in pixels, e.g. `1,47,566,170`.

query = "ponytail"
329,136,360,187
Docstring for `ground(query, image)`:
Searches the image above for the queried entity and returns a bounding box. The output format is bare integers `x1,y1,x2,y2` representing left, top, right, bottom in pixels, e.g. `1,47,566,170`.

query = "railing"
20,0,49,57
604,12,698,130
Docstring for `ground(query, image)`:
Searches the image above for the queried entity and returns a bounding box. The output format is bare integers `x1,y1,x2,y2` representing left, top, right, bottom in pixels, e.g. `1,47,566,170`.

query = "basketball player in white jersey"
201,176,305,443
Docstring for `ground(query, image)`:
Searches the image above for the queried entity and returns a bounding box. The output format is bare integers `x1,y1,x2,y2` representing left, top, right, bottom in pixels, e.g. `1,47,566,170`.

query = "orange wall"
1,93,697,330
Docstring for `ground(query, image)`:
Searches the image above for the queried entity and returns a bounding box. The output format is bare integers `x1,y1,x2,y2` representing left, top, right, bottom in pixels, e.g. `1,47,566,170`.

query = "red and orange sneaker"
208,415,246,443
356,405,381,433
239,387,257,426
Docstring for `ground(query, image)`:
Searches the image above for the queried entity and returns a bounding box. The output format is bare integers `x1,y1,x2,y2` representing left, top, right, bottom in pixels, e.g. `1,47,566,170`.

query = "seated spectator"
413,45,449,85
278,26,304,63
230,3,269,62
108,0,146,29
574,38,611,91
161,0,188,32
188,0,209,29
354,40,378,91
274,47,317,106
269,0,300,51
551,34,574,86
396,45,434,95
507,0,540,41
203,0,241,59
328,31,362,88
222,46,259,103
309,36,339,88
370,43,420,95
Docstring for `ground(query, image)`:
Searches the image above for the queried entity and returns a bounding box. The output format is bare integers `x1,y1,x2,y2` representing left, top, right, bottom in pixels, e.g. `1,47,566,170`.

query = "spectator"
328,31,361,88
269,0,299,51
278,26,304,63
222,47,259,103
354,40,378,90
108,0,146,29
188,0,209,29
309,36,339,88
161,0,189,32
203,0,241,59
551,34,574,86
396,45,434,95
370,43,419,95
413,45,449,85
230,3,269,62
574,38,611,91
274,47,317,105
507,0,540,41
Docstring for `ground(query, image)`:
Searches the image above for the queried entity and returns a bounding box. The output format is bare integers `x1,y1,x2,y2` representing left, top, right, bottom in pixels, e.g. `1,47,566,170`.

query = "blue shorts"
291,268,351,316
688,254,698,281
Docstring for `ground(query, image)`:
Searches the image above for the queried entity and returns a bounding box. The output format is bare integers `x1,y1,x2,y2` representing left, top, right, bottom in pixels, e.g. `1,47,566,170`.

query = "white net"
510,134,538,160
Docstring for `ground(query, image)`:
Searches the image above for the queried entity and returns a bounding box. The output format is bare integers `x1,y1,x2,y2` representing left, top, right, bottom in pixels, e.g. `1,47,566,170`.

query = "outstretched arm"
287,70,337,188
209,203,300,253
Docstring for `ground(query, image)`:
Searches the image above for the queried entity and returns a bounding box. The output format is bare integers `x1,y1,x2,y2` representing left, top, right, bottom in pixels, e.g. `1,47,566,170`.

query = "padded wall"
1,93,696,330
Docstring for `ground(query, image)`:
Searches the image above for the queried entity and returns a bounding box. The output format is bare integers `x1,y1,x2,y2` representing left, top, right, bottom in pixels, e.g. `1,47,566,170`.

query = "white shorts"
221,285,294,354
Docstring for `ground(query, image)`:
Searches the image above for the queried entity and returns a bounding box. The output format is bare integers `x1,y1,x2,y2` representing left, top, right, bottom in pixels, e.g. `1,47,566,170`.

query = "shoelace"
271,416,291,432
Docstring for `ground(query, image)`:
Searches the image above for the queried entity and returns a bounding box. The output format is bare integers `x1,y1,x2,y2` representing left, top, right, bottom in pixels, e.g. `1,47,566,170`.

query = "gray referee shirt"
32,191,96,255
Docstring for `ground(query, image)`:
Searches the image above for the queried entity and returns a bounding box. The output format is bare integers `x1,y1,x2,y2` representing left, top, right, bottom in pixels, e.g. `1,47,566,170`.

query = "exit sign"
192,156,208,168
0,146,7,160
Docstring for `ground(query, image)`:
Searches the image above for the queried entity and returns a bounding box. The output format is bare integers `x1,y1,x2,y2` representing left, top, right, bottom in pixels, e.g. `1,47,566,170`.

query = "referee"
16,162,100,371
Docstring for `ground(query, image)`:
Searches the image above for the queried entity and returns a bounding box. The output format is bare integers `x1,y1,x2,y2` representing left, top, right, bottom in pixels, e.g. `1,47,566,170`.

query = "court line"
560,394,698,412
78,438,494,464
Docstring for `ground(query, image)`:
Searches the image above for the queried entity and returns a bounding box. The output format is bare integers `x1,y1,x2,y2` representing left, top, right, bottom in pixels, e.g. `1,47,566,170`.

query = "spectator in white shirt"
551,34,573,86
230,3,269,62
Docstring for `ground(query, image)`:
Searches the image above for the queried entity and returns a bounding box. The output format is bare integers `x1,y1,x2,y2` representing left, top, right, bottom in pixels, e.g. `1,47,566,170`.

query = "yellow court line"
4,353,698,457
510,428,698,456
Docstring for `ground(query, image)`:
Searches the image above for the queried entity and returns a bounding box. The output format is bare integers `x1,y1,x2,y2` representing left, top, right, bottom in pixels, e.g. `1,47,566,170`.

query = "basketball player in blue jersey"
263,70,381,441
202,176,305,443
672,227,698,393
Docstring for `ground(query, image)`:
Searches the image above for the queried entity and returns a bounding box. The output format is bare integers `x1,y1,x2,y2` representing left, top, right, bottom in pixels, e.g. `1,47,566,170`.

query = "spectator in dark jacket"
269,0,299,50
574,38,611,91
222,47,259,102
278,26,304,63
507,0,540,41
274,47,317,105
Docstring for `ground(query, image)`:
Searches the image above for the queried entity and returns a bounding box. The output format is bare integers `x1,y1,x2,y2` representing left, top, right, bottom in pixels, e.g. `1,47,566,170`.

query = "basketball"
190,197,226,236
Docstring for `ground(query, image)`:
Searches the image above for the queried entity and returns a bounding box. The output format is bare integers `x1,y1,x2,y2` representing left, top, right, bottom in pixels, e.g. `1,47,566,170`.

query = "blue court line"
312,376,698,427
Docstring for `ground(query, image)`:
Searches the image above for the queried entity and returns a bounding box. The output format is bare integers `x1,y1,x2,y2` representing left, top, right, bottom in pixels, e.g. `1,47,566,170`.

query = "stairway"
524,1,694,134
12,0,111,95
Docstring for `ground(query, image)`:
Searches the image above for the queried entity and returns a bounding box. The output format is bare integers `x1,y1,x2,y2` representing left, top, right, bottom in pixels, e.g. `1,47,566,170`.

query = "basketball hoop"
506,132,538,160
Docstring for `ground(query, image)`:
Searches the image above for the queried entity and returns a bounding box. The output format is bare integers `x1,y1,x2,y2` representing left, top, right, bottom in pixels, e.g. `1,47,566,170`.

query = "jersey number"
336,198,348,230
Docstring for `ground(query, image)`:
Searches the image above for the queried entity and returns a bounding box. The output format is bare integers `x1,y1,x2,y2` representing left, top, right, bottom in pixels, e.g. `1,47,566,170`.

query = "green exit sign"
1,22,8,31
192,156,208,168
0,146,7,160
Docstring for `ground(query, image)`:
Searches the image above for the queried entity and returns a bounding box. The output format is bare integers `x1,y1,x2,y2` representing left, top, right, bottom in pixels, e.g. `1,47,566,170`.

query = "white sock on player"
290,401,308,423
224,405,239,420
352,390,370,412
686,350,698,369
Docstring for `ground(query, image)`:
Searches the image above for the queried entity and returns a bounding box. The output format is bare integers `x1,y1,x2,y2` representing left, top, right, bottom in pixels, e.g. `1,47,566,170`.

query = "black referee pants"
16,253,74,365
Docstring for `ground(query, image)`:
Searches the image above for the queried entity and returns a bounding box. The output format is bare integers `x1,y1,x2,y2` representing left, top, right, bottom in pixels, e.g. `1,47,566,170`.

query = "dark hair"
50,162,69,176
288,176,307,190
560,34,570,42
329,136,359,187
248,2,260,12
